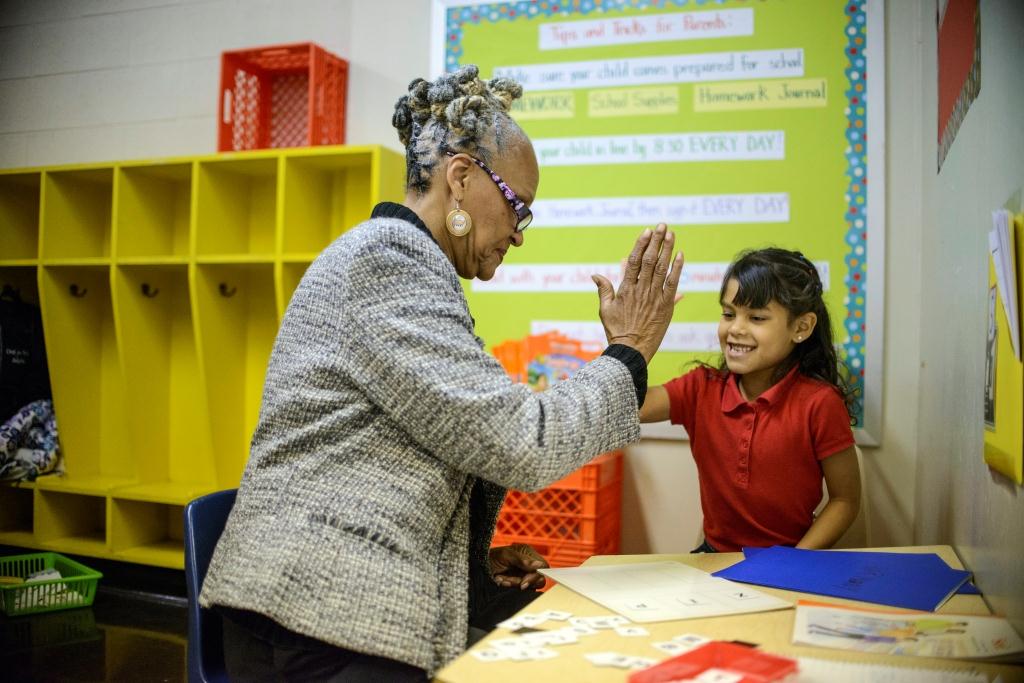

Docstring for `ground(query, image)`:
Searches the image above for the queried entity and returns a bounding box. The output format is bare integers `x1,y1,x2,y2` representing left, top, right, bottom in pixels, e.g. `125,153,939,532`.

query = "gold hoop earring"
446,201,472,237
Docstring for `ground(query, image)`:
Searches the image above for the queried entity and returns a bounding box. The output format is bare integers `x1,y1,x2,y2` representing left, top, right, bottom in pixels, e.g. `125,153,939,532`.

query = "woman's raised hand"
592,224,684,364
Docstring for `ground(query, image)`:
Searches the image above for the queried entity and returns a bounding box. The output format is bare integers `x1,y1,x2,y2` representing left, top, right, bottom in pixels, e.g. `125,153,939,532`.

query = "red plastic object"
218,42,348,151
628,642,798,683
492,451,622,571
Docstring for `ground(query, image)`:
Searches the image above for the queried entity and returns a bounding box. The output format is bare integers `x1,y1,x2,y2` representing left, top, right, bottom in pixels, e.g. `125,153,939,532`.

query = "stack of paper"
990,209,1020,360
712,547,971,611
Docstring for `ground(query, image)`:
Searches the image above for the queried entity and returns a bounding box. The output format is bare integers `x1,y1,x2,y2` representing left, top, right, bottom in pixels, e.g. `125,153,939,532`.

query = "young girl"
641,248,861,552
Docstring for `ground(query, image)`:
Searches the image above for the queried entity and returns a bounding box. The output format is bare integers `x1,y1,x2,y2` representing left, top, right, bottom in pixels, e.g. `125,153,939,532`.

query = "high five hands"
592,224,684,364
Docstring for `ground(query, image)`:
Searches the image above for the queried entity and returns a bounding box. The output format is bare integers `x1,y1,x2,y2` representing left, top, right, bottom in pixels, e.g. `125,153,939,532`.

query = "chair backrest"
184,489,237,683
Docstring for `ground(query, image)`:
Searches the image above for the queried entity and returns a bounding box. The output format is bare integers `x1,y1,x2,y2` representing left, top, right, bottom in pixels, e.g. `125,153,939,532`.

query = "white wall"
0,0,429,166
2,1,1021,626
911,0,1024,632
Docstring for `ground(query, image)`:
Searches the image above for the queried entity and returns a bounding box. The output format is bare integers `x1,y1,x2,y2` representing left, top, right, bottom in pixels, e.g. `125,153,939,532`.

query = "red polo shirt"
663,365,855,552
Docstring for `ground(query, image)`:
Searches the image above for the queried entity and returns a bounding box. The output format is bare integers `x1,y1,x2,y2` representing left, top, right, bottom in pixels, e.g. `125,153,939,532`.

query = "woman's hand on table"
489,544,549,590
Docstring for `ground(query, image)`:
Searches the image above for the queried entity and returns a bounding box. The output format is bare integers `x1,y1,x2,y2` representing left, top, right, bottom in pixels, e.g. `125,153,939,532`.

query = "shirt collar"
721,363,802,413
370,202,438,246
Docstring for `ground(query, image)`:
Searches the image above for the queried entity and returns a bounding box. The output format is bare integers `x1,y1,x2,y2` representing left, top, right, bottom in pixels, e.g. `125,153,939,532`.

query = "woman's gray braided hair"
392,65,526,193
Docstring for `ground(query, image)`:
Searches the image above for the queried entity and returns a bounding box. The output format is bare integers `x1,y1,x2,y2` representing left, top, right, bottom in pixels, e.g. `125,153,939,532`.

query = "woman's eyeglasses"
445,151,533,232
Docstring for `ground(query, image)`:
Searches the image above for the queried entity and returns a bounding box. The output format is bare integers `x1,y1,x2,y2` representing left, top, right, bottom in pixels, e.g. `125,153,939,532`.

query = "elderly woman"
200,65,682,681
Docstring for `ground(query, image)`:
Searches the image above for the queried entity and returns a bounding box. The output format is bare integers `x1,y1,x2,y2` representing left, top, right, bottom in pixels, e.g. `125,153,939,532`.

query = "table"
435,546,1024,682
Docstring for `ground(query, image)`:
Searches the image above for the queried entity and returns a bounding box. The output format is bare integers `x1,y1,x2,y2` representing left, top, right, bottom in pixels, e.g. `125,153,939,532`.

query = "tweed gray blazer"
200,215,641,673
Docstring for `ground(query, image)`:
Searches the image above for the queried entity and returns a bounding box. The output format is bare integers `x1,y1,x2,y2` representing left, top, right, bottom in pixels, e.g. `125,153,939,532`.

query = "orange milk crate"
492,451,623,565
218,42,348,151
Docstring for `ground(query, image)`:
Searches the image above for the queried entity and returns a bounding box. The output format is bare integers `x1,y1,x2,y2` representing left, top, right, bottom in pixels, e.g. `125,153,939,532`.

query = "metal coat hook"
141,283,159,298
69,284,88,298
219,282,237,297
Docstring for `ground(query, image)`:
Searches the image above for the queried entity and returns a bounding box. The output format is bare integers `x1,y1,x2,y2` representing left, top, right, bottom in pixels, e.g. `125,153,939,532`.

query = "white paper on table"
990,209,1020,360
538,561,791,623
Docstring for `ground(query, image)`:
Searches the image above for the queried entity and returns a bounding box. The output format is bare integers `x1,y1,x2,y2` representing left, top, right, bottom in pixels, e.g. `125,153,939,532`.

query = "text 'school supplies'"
712,547,970,612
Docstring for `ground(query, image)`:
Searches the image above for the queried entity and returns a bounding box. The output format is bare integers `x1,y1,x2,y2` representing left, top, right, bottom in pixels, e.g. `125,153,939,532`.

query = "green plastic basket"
0,552,102,617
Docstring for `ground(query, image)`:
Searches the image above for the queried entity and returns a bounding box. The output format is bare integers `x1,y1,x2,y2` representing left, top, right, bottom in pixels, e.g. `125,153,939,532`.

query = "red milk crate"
218,42,348,152
492,450,623,567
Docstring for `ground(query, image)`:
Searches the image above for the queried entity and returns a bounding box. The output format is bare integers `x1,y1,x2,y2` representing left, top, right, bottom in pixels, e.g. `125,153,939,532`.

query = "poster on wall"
936,0,981,171
431,0,885,443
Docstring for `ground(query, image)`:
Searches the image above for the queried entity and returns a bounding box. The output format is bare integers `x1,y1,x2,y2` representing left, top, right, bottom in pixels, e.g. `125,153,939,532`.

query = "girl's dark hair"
715,247,858,421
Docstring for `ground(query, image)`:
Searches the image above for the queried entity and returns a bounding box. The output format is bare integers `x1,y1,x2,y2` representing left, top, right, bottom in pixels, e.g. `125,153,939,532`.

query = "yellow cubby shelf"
0,170,42,261
110,499,186,569
195,156,278,259
277,260,314,319
0,264,40,304
115,161,193,260
195,253,275,264
34,489,109,557
194,262,277,482
0,145,405,568
0,484,36,549
41,166,114,260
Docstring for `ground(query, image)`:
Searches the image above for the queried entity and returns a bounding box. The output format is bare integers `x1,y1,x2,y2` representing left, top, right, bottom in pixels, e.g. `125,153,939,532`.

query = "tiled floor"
0,548,188,682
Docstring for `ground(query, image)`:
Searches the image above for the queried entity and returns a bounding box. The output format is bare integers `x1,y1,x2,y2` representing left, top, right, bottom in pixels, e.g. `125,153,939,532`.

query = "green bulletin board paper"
437,0,882,440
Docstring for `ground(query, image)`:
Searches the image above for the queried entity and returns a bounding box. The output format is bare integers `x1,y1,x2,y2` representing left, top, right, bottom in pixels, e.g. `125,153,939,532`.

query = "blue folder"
739,547,981,595
713,546,971,611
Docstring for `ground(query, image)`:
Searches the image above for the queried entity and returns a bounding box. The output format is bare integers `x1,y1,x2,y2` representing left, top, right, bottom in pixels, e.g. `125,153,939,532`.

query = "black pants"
691,539,718,553
221,562,541,681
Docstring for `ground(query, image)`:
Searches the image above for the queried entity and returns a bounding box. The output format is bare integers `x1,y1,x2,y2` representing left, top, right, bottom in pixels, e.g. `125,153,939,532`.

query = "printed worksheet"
793,600,1024,660
540,561,791,623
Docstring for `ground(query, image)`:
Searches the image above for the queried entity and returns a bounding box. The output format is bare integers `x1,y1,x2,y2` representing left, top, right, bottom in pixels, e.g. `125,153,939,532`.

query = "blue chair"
184,489,237,683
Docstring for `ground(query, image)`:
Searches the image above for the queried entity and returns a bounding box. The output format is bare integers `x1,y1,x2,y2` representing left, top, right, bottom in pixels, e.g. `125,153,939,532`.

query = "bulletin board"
431,0,885,444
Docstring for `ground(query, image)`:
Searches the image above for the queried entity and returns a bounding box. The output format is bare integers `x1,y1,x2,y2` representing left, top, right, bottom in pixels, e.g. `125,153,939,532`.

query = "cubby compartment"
194,263,277,485
35,490,107,556
0,171,41,262
281,151,373,257
110,499,185,569
0,264,40,305
115,163,192,261
38,266,131,493
276,260,313,319
0,485,36,547
41,168,113,261
195,157,278,259
112,265,215,501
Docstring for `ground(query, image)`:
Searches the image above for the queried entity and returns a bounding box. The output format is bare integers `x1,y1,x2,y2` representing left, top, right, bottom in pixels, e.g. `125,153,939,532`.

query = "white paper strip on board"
529,194,790,228
493,48,804,91
538,9,754,51
472,261,829,294
533,131,785,166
